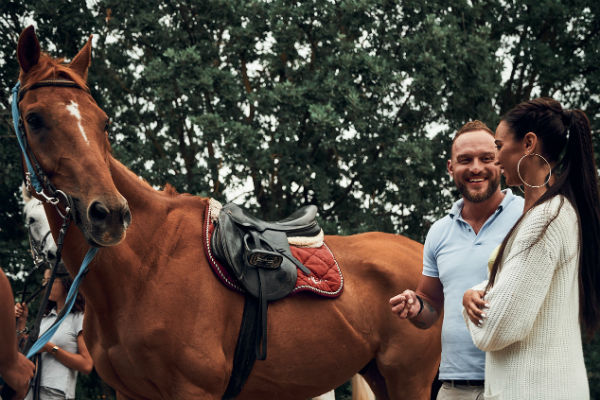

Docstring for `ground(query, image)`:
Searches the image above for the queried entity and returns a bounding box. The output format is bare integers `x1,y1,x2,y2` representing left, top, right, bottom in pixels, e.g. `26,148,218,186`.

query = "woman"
462,97,600,399
15,265,93,400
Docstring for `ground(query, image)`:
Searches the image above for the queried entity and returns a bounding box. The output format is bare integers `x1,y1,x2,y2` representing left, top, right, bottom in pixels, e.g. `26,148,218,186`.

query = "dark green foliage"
1,0,600,396
585,334,600,399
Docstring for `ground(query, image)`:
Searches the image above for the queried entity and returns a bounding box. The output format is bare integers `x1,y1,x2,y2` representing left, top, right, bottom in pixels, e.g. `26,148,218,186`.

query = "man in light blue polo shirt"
390,120,523,399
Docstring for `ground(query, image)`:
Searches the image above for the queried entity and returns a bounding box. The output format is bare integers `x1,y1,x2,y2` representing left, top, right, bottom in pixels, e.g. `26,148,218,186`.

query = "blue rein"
26,247,98,359
12,80,99,359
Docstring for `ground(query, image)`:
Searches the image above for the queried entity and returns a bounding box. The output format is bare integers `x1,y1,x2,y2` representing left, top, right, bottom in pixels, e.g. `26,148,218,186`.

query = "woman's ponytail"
564,110,600,337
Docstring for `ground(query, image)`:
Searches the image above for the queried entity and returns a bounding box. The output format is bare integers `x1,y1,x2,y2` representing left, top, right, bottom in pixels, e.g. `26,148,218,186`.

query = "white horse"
22,185,58,265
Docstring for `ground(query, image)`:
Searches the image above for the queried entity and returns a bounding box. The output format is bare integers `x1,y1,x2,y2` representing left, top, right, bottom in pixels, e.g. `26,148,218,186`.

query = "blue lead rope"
11,81,43,193
26,247,98,359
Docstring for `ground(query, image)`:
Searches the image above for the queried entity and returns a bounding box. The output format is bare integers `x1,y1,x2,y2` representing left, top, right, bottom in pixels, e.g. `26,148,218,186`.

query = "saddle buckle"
246,250,282,269
243,232,283,269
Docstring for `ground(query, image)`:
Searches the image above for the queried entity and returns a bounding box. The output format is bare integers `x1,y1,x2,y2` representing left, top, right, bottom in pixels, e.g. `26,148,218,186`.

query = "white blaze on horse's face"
66,100,90,145
23,198,58,261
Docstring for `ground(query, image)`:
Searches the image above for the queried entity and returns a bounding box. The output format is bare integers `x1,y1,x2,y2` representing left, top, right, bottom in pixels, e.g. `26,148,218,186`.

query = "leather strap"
222,295,260,399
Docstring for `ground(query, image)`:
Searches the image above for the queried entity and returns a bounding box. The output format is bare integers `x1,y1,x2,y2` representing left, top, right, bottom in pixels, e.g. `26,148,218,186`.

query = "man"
389,121,524,399
0,268,35,399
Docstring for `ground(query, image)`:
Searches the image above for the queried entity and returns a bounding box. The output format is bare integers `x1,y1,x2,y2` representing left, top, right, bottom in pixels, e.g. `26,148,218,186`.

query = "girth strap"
222,295,261,400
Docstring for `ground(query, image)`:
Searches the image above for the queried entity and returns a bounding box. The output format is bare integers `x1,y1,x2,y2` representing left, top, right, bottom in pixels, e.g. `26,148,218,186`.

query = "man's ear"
447,159,453,176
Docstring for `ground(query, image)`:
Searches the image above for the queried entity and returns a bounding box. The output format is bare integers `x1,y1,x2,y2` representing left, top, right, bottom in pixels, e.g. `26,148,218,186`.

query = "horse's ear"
21,182,32,203
69,35,93,80
17,26,41,73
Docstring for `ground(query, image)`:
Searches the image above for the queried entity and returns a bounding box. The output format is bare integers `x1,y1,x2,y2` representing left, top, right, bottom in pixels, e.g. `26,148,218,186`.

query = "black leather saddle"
211,203,319,300
211,202,322,399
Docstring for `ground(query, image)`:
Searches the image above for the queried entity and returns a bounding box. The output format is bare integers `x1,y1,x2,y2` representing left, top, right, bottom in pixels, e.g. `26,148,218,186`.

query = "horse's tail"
352,374,375,400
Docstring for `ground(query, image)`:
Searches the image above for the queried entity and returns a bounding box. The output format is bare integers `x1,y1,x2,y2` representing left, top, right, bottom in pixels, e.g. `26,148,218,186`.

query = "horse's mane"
162,184,178,196
109,158,186,199
19,52,88,90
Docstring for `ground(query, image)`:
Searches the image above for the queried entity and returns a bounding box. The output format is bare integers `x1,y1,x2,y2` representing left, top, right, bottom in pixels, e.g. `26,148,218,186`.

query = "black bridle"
17,226,52,309
28,226,52,269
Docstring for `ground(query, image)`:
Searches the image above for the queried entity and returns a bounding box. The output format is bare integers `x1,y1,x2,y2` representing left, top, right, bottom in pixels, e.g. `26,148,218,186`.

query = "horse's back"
326,231,423,283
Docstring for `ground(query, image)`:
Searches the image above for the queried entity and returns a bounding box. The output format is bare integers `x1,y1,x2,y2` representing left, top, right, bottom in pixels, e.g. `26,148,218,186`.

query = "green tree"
2,0,600,396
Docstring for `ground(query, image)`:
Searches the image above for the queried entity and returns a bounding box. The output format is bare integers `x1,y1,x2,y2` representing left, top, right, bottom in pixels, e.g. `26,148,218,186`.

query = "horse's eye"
28,217,36,225
25,113,44,130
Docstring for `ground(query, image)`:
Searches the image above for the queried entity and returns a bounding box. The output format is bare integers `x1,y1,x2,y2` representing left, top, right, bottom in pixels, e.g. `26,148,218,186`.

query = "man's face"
448,130,501,203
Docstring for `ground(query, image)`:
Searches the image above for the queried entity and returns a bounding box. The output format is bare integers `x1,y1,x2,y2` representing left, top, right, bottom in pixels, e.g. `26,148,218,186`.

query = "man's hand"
463,289,488,326
1,353,34,399
389,289,422,319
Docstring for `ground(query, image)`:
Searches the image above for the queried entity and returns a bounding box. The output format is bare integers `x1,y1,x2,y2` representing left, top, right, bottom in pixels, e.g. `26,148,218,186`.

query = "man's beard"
456,175,500,203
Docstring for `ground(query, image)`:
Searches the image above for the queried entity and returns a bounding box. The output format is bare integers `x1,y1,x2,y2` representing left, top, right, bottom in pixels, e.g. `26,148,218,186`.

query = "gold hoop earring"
517,153,551,188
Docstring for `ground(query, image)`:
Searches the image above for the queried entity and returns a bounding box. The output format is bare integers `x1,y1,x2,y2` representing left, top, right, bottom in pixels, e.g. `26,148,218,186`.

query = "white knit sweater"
463,195,589,400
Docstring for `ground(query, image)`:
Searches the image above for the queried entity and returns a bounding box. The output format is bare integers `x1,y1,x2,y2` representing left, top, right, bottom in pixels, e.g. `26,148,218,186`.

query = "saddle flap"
211,203,298,301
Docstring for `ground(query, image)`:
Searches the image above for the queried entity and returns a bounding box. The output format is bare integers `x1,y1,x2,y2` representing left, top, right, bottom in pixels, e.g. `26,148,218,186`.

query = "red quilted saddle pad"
203,203,343,298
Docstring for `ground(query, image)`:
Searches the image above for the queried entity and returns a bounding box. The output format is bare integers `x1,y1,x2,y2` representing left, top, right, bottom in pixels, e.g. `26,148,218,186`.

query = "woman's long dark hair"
487,97,600,337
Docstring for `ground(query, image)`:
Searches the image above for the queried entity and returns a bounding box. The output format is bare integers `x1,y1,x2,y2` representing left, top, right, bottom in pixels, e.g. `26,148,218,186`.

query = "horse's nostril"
89,201,110,222
47,251,56,260
122,207,132,227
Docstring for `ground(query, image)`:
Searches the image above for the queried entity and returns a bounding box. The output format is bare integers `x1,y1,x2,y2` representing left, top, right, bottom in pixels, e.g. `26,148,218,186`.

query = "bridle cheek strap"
11,81,43,193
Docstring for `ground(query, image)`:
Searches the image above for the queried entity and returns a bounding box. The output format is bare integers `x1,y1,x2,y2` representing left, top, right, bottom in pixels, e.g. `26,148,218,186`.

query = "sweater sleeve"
464,200,569,352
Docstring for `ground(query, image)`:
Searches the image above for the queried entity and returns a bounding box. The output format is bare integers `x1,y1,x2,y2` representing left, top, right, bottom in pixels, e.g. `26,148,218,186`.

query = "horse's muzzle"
86,198,131,246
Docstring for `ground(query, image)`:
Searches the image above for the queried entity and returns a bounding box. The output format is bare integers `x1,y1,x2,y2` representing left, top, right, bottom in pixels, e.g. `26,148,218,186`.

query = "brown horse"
14,26,441,399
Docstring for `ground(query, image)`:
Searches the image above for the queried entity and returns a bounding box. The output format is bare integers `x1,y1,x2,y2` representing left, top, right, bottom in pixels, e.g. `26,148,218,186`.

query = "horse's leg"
376,324,441,400
359,360,390,400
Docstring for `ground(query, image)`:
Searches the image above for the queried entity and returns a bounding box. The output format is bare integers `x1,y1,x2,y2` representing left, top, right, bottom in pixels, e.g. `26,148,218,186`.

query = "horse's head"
16,26,131,247
22,184,58,263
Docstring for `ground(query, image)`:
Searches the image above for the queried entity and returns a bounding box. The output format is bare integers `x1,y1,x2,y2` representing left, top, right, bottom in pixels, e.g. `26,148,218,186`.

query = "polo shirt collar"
449,188,517,219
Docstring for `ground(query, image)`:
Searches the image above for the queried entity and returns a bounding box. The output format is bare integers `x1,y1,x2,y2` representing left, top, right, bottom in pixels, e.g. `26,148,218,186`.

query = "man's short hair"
452,120,494,144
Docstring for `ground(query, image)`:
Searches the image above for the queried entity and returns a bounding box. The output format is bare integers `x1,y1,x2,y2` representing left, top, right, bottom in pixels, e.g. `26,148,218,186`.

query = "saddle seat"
224,204,321,237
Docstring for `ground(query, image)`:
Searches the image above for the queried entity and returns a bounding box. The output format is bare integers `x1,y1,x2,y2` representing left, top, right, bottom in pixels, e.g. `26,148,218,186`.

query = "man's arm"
0,269,35,398
390,275,444,329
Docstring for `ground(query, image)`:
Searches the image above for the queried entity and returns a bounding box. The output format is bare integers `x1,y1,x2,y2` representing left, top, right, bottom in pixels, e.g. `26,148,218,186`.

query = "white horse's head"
22,185,58,264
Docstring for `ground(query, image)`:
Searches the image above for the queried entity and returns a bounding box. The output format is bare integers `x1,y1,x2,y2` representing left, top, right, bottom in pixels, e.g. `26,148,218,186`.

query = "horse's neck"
109,157,168,233
44,156,208,313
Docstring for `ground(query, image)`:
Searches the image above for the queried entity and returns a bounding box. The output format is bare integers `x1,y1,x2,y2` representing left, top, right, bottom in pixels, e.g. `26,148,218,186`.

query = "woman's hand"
14,302,28,320
15,302,28,334
463,289,488,326
41,342,55,353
